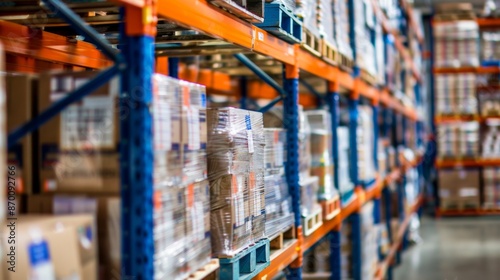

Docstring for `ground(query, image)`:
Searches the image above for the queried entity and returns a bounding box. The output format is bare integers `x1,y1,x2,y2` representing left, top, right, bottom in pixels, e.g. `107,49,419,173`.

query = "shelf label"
257,31,264,41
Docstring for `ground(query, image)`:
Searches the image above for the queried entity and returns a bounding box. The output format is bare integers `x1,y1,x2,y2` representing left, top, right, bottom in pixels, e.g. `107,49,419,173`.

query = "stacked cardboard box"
360,202,378,280
482,120,500,159
482,168,500,209
333,0,353,60
299,107,313,181
385,35,400,91
306,110,338,200
438,168,481,210
263,128,294,237
375,17,386,85
340,222,352,279
378,139,388,177
207,107,266,256
351,0,377,75
478,86,500,117
338,126,354,199
319,0,336,46
300,176,321,217
296,0,320,37
481,30,500,64
435,73,477,116
1,215,97,280
437,122,480,159
358,106,376,183
433,20,479,68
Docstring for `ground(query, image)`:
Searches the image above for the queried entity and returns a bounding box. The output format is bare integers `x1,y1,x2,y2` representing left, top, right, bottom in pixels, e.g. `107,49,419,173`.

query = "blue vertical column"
168,57,179,78
283,64,302,280
119,6,155,280
348,95,359,186
372,103,379,173
382,186,394,280
240,76,247,109
327,82,341,280
400,117,409,251
351,213,362,280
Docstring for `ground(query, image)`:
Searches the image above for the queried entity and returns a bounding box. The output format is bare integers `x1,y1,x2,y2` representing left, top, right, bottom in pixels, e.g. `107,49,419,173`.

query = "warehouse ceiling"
414,0,488,14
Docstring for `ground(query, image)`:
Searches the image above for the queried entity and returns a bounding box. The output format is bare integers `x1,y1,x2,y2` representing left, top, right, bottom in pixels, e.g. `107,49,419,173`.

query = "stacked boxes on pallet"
438,169,481,210
333,0,353,60
319,0,336,47
482,120,500,159
29,72,211,279
433,20,479,68
437,122,480,159
351,0,377,75
296,0,320,37
481,29,500,64
340,221,352,279
207,107,266,256
306,110,338,200
263,128,294,237
358,106,376,184
360,201,378,280
482,168,500,209
435,73,477,116
338,127,355,200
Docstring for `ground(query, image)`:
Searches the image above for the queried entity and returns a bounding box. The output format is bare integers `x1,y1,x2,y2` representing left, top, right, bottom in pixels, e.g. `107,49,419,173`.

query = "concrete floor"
394,217,500,280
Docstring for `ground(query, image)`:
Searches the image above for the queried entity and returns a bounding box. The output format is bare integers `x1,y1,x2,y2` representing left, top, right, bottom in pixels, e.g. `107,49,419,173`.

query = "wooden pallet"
320,194,341,221
301,28,322,57
219,239,271,280
336,51,354,72
360,69,379,86
255,2,303,44
321,39,338,65
440,198,480,211
302,207,323,236
269,225,296,250
434,12,476,22
208,0,264,23
186,259,219,280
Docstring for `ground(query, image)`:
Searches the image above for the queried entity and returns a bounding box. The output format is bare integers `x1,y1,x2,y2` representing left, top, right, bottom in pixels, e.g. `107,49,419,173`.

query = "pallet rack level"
3,0,426,279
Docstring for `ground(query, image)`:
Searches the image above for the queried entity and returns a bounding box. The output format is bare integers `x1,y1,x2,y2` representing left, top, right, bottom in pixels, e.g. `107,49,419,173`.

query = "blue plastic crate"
255,2,302,43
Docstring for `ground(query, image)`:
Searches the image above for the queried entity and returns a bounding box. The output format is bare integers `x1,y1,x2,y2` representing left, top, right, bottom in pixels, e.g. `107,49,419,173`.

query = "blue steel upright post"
283,62,302,280
168,57,179,78
119,5,156,280
327,82,341,280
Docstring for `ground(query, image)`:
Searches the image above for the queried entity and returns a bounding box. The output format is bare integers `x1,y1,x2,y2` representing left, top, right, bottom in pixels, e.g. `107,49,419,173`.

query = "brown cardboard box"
7,74,37,194
38,71,120,193
2,214,97,280
438,169,481,208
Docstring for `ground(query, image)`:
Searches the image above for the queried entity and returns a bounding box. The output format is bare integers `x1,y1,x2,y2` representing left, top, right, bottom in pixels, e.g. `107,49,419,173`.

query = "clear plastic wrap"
357,106,376,183
299,108,312,181
481,30,500,63
482,168,500,209
207,107,266,256
306,110,337,200
300,176,321,217
482,120,500,159
296,0,320,36
333,0,353,59
437,121,479,159
319,0,336,46
337,126,354,196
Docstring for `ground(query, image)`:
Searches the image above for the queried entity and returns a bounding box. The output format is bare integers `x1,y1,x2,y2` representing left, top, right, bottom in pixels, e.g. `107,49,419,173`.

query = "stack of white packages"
435,73,477,116
357,106,376,184
434,20,479,68
361,201,378,280
264,128,294,237
338,127,355,198
207,107,266,256
333,0,353,60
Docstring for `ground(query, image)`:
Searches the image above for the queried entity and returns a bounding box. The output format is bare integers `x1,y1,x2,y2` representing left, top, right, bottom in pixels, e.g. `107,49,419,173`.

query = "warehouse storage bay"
0,0,499,279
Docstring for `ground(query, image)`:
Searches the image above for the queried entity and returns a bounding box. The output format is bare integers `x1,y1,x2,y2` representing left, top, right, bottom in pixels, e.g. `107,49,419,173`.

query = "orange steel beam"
436,159,500,168
157,0,294,65
254,239,300,279
477,18,500,27
375,195,423,280
436,208,500,217
0,20,110,69
434,115,480,123
109,0,145,8
434,67,500,74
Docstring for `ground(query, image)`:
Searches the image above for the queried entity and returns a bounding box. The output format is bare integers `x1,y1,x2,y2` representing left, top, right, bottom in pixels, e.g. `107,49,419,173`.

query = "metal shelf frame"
4,0,426,279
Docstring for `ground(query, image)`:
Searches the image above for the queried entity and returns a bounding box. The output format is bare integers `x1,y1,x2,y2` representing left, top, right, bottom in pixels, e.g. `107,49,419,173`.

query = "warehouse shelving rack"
3,0,425,279
431,18,500,217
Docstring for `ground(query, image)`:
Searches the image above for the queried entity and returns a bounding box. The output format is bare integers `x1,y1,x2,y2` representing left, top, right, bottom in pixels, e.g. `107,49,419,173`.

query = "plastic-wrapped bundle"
181,80,208,184
337,127,354,197
306,110,337,200
357,106,376,183
435,73,477,116
296,0,320,36
154,186,187,280
207,107,266,256
153,74,183,188
264,175,294,237
340,221,352,279
360,201,378,280
185,180,212,274
300,176,321,217
482,30,500,63
299,108,312,181
375,17,385,84
319,0,336,46
433,20,479,68
264,128,287,175
437,121,479,159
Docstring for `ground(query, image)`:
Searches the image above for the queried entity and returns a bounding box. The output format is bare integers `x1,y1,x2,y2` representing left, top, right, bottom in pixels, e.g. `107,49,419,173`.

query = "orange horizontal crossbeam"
477,18,500,27
109,0,145,8
0,20,111,69
436,208,500,217
434,67,500,74
436,158,500,168
157,0,295,65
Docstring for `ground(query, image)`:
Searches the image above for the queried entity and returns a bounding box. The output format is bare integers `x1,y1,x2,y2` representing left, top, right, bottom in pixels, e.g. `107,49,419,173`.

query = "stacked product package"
433,20,479,68
306,110,338,200
333,0,353,60
296,0,320,37
338,127,355,200
405,168,420,211
437,122,480,159
207,107,266,256
358,106,376,184
482,120,500,159
360,201,378,280
478,86,500,117
299,107,313,180
481,30,500,64
153,75,210,280
482,168,500,209
435,73,477,116
385,35,401,91
267,0,296,11
340,221,352,279
319,0,336,47
375,17,386,85
352,0,377,75
264,128,295,237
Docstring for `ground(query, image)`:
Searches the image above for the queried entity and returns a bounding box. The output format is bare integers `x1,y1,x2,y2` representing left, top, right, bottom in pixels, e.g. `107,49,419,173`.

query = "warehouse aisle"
394,217,500,280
